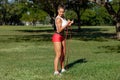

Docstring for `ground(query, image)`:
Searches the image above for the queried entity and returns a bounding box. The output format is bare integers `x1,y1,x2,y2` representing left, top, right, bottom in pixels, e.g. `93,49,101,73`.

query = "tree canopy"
0,0,118,26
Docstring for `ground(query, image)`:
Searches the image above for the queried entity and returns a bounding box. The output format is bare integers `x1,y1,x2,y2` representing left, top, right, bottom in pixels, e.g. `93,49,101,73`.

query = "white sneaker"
54,71,61,75
61,69,66,73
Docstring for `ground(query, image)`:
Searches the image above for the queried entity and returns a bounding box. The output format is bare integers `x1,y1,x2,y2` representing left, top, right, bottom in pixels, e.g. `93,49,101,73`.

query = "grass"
0,25,120,80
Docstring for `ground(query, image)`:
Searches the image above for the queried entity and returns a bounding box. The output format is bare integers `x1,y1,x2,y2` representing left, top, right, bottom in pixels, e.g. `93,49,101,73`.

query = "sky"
8,0,15,3
8,0,112,3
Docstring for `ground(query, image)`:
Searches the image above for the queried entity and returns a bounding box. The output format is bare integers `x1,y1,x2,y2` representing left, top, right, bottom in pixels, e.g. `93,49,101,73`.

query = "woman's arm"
56,18,71,33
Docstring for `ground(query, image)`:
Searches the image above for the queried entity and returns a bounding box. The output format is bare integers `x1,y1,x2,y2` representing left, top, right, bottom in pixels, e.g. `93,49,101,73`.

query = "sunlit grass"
0,26,120,80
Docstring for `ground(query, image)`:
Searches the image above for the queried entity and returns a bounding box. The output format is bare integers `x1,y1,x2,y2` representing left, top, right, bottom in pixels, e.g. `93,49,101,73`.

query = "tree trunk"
53,18,56,31
50,16,56,31
76,11,81,30
104,2,120,40
116,22,120,40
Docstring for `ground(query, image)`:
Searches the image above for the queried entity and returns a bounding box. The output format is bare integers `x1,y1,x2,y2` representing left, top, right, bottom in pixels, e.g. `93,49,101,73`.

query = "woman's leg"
60,39,66,69
53,42,62,72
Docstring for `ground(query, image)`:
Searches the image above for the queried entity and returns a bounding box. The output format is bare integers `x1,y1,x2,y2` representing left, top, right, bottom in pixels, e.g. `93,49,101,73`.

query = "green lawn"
0,26,120,80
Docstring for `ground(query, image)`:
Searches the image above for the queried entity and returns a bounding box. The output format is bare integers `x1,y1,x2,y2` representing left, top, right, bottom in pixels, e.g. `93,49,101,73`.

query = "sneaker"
54,71,61,75
61,69,66,73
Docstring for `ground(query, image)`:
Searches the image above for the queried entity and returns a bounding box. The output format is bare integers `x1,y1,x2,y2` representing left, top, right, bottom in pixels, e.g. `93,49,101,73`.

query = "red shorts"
52,33,64,42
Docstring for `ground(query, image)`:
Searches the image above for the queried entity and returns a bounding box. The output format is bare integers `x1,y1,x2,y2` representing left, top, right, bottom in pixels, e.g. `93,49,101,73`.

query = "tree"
32,0,66,30
20,2,47,26
65,10,77,20
105,0,120,39
8,2,24,25
0,0,27,25
67,0,90,30
81,9,96,25
90,0,120,39
0,0,9,25
94,5,113,26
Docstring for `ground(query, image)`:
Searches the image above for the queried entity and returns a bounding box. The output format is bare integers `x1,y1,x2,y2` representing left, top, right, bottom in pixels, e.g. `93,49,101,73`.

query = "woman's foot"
54,71,61,75
61,68,66,73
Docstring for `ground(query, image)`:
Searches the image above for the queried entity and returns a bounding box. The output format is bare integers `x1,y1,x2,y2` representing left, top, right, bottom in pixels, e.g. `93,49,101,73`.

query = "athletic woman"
52,5,73,75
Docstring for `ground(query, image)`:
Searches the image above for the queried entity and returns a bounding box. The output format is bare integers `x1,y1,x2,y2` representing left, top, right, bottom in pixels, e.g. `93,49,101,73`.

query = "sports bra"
55,16,68,28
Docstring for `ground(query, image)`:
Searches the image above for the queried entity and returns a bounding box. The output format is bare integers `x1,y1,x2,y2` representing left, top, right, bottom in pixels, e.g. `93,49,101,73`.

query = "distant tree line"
0,0,115,26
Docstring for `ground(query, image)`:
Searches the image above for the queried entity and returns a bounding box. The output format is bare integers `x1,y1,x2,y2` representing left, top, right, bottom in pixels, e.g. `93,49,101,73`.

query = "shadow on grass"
1,27,116,42
7,34,52,42
69,28,116,41
16,28,116,41
96,45,120,54
65,58,87,70
17,29,54,33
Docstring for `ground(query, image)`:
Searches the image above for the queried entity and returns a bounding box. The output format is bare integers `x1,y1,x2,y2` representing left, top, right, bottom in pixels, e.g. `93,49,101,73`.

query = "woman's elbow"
57,29,62,33
57,30,61,33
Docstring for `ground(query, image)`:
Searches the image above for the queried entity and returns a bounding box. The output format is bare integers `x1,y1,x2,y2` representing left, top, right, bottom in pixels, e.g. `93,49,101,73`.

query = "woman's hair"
58,5,65,10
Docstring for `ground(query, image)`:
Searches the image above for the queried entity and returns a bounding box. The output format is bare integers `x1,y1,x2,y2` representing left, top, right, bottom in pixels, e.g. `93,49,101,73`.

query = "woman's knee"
55,53,61,58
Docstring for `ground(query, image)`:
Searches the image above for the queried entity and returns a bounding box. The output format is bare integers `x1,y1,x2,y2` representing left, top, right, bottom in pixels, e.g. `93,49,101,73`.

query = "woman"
52,5,73,75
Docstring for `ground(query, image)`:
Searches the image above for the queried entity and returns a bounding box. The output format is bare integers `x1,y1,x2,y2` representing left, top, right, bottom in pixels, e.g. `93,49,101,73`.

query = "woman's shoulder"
56,16,61,19
55,16,62,21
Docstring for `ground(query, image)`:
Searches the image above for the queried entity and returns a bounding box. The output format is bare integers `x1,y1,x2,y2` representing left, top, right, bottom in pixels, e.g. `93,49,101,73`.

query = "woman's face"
58,8,65,17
